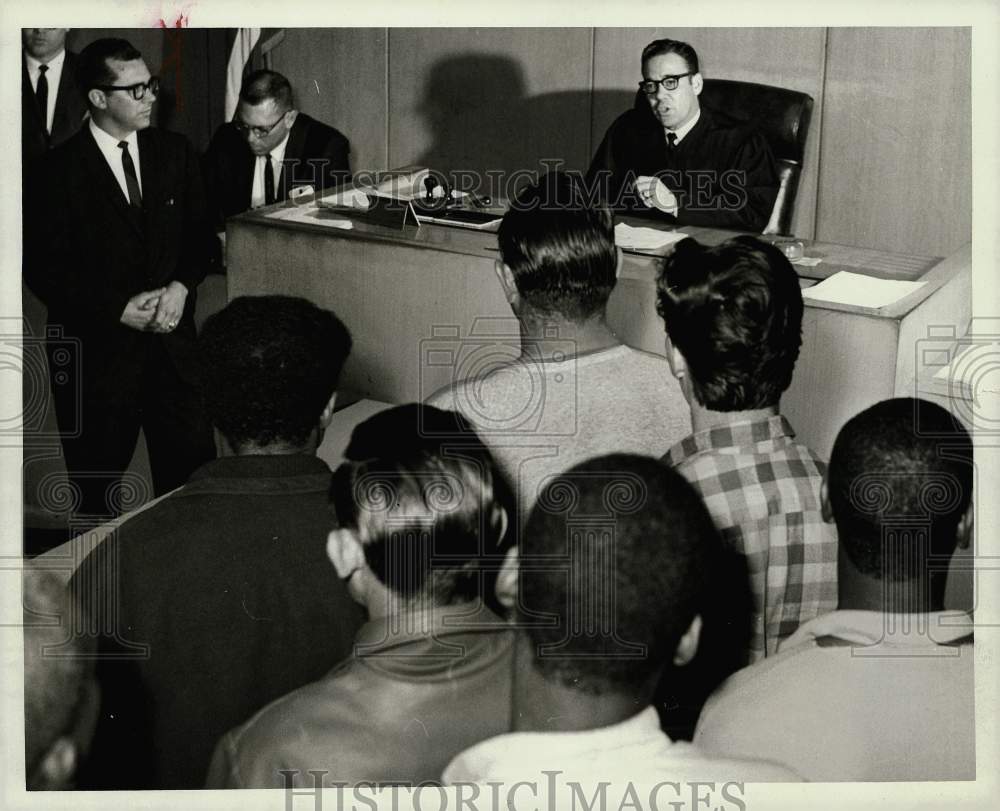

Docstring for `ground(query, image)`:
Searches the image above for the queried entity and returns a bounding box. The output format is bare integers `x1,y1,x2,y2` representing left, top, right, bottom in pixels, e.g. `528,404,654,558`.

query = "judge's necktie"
36,64,49,135
118,141,143,208
264,154,275,205
666,131,678,150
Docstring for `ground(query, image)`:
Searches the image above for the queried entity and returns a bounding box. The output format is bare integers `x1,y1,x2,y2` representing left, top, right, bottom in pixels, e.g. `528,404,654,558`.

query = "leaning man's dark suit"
24,125,216,516
21,50,88,167
202,112,350,227
587,103,778,232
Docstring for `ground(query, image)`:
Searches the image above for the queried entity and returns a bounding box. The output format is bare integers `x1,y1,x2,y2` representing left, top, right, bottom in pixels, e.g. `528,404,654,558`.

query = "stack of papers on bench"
615,223,687,252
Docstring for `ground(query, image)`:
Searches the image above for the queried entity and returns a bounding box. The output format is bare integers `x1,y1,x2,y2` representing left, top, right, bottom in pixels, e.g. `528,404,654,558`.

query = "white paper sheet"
264,204,354,229
801,271,925,308
614,223,687,251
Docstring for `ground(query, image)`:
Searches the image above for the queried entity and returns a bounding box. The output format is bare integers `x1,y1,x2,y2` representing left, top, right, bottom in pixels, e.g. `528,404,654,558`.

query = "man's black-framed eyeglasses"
234,114,287,140
95,76,160,101
639,72,693,94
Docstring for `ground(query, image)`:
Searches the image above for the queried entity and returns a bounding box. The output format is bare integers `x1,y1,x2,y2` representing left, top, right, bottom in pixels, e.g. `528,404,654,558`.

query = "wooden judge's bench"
226,192,972,461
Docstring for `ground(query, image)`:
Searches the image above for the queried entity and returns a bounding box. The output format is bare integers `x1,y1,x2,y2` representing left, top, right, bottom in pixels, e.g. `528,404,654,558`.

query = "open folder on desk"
615,223,687,254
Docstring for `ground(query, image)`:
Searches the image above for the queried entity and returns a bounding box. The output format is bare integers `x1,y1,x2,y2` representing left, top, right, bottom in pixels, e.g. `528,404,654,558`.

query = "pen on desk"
466,193,492,208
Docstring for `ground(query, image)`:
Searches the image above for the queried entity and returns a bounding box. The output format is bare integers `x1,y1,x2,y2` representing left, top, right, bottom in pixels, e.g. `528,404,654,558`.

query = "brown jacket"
206,604,514,788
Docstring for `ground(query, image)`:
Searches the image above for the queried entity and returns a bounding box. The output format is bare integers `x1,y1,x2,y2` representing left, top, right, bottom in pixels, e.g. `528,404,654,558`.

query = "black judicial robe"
587,104,778,232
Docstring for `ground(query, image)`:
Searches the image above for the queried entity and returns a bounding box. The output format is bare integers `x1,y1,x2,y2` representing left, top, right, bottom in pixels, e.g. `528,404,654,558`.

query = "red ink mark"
156,15,189,28
159,26,186,112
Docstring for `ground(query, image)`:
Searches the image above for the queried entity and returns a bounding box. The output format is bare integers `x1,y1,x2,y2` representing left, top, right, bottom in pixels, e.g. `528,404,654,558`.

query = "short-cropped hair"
332,404,511,606
656,236,803,411
519,454,718,695
199,295,351,450
77,38,142,94
641,38,700,75
498,170,618,322
24,565,91,784
239,69,293,109
829,397,973,581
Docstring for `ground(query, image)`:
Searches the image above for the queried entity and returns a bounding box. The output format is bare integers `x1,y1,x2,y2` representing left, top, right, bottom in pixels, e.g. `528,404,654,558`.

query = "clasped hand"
120,281,189,333
634,175,678,215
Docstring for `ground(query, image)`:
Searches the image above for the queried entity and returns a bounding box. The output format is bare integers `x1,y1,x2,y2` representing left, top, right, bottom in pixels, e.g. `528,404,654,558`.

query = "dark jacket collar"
353,603,513,679
187,452,331,482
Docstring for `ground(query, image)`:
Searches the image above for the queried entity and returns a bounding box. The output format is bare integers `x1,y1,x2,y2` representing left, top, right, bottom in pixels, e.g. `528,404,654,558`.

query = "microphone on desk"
420,175,453,213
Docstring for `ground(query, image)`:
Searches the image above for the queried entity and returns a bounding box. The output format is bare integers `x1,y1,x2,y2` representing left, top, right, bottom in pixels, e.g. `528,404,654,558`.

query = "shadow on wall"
413,53,634,192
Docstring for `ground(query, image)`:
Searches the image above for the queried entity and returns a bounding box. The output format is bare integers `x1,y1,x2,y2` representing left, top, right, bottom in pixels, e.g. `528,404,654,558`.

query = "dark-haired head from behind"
513,454,718,710
76,38,142,97
497,170,619,323
827,397,973,612
329,404,513,613
656,235,803,411
199,295,351,455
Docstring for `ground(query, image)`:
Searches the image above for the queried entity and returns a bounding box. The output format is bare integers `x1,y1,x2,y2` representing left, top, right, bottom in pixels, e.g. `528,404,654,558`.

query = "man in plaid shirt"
656,236,837,662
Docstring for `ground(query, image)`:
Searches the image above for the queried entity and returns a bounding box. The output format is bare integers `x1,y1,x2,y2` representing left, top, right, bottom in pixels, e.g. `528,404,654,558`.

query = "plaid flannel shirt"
664,415,838,661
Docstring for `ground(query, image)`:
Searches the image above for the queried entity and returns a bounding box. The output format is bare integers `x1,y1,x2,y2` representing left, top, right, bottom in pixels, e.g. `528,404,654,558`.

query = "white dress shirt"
25,48,66,134
89,119,143,203
250,132,290,209
666,107,701,145
695,609,975,781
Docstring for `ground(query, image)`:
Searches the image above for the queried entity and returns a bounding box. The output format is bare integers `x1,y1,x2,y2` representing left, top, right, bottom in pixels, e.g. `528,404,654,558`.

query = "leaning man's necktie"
666,131,678,150
118,141,142,208
36,64,49,135
264,153,276,206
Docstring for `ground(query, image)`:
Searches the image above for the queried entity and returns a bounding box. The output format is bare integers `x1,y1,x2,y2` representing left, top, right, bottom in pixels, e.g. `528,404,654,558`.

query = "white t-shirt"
443,705,798,809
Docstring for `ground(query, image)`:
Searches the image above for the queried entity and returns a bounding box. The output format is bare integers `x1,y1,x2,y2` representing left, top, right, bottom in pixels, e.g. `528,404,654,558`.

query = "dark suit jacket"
70,454,365,789
587,104,778,231
24,125,217,397
21,50,88,168
203,112,350,227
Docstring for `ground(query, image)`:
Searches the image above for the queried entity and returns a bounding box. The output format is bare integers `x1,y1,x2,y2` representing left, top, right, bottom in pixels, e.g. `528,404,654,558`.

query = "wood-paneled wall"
815,28,971,256
265,26,969,256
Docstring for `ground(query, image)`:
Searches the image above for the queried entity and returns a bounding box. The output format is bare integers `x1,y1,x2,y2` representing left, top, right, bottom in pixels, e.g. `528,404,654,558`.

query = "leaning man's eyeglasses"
639,73,693,94
95,77,160,101
234,115,287,140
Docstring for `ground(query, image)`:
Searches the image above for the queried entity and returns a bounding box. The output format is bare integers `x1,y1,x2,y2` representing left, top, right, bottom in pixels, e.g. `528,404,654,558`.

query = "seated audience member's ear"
672,614,702,667
820,478,834,523
495,546,519,613
957,498,974,550
691,72,704,95
327,528,365,581
494,261,519,307
665,340,687,382
319,392,338,430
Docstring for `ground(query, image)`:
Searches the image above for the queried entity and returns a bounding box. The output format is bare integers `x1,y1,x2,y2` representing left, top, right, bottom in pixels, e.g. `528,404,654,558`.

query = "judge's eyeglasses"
639,72,693,95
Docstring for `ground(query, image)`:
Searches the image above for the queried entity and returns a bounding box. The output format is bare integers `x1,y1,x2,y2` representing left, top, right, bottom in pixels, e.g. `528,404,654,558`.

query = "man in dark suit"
24,38,215,524
203,69,350,229
587,38,778,231
22,28,88,167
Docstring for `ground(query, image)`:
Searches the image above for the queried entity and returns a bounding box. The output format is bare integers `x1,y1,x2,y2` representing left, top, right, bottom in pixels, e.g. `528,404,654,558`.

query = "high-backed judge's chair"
635,79,813,235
